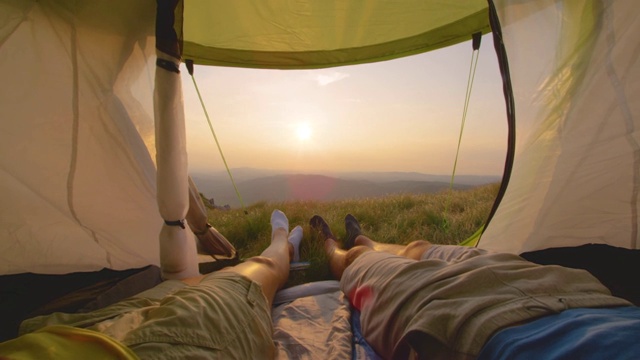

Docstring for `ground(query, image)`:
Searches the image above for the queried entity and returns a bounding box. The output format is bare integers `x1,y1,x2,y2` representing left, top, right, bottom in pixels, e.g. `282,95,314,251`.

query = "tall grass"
206,183,499,286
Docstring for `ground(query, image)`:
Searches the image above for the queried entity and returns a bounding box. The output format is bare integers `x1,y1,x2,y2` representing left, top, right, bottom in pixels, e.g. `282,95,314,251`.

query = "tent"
1,0,638,334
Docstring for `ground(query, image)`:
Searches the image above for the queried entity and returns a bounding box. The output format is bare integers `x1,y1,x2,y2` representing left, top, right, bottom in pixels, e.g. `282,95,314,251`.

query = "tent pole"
154,0,199,279
476,0,517,246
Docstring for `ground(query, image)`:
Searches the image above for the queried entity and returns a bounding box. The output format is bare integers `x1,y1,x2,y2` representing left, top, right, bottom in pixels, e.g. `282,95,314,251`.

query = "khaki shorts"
21,272,275,359
340,245,628,359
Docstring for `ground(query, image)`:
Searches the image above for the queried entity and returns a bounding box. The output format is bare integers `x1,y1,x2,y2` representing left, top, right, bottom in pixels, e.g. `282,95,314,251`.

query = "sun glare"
296,123,312,141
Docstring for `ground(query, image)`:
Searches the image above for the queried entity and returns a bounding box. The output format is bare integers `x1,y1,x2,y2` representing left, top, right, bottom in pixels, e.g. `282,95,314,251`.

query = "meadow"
206,183,499,287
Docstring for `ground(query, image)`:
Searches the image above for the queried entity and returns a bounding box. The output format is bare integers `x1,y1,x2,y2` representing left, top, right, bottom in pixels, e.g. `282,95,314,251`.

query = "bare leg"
311,214,433,279
344,214,432,260
354,235,431,260
183,210,295,308
346,213,432,260
222,227,291,307
311,215,371,279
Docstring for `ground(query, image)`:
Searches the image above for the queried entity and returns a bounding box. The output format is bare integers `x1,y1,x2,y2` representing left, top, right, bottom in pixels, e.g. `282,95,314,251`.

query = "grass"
206,183,499,287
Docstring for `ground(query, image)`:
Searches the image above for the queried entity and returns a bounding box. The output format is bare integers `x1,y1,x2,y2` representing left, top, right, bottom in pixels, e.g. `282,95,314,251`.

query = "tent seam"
603,3,639,249
65,12,109,267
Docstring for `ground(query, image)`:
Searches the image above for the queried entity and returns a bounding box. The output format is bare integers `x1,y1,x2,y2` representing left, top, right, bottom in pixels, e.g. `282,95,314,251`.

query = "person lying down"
310,213,640,360
0,210,302,359
2,210,640,359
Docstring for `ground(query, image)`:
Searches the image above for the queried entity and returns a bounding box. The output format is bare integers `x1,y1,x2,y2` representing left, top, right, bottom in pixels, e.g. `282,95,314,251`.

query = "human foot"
271,209,289,240
344,214,362,250
288,226,303,262
309,215,335,241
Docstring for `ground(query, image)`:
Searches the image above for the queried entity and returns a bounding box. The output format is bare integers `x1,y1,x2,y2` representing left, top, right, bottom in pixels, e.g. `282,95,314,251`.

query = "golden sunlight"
296,123,312,141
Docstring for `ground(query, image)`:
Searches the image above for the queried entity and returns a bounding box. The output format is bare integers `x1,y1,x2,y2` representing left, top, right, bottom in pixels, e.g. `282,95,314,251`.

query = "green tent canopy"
179,0,490,69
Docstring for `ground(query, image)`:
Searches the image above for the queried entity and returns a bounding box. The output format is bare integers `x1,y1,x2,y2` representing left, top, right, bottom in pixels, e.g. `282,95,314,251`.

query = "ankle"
272,227,288,241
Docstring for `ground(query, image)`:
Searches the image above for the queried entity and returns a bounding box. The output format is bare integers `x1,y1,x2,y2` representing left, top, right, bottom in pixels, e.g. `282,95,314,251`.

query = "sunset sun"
296,123,312,141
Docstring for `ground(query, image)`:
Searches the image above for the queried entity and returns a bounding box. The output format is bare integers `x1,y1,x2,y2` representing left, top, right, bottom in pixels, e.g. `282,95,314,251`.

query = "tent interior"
1,0,639,355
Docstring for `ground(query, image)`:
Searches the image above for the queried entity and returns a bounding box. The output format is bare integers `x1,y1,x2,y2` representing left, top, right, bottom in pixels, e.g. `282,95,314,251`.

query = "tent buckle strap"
193,223,212,236
156,58,180,74
164,219,186,229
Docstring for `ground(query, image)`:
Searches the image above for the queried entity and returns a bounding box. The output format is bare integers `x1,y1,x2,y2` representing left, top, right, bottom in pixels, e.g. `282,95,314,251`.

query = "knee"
345,246,371,268
353,234,368,246
245,256,278,272
406,240,431,249
402,240,432,260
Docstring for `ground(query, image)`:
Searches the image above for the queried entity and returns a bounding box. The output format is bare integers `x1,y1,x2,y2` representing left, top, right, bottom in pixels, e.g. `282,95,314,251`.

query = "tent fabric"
180,0,491,69
0,0,161,275
186,177,236,258
480,0,640,253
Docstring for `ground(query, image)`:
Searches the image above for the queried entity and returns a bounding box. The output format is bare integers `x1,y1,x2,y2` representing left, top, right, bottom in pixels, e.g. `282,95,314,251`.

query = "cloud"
312,71,350,86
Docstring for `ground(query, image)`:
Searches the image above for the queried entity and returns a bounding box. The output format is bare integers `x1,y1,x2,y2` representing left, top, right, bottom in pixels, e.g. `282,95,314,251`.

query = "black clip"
472,32,482,51
164,219,186,229
156,58,180,74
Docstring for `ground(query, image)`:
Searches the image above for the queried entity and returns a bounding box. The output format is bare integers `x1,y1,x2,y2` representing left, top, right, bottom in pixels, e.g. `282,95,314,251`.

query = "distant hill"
325,171,500,185
191,169,500,208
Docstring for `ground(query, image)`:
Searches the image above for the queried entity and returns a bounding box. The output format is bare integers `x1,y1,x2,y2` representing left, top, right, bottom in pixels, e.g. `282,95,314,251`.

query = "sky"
181,33,507,176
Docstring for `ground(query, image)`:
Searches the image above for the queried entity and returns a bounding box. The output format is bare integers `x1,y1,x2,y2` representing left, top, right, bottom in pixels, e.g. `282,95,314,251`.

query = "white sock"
288,226,303,262
271,209,289,240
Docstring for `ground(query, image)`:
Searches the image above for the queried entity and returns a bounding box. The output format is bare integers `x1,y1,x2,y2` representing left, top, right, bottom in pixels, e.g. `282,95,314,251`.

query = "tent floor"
522,243,640,307
0,265,163,342
0,257,240,342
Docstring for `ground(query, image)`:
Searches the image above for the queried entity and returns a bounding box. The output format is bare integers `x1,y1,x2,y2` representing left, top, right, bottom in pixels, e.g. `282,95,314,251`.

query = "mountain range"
191,168,501,208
